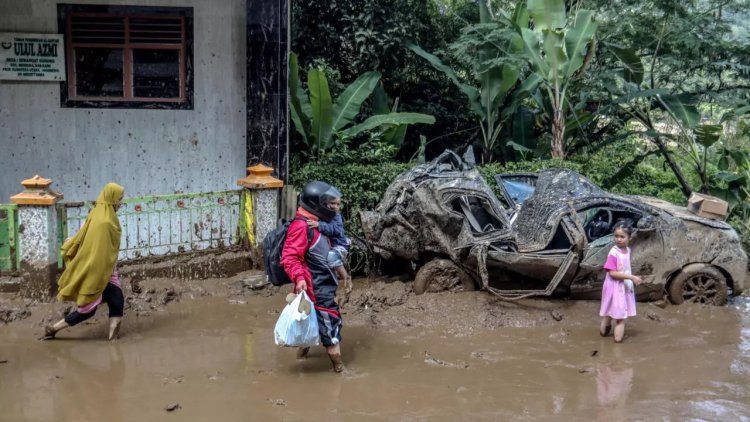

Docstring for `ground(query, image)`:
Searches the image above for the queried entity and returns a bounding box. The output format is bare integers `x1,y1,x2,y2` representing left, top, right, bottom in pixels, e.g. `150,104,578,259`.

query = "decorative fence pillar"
10,175,63,299
237,164,284,246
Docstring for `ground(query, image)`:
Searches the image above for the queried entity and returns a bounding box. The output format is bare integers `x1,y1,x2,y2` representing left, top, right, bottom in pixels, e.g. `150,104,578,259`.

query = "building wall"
0,0,247,202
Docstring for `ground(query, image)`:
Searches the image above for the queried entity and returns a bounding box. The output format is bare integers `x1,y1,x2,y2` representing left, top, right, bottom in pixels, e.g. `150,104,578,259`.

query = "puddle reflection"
595,363,634,420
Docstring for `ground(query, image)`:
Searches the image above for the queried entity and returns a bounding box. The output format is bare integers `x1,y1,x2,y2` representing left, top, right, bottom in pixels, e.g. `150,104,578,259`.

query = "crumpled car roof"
512,169,614,250
511,168,732,251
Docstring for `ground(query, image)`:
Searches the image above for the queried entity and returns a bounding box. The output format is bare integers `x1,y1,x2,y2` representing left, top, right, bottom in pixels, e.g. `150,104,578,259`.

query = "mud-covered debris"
161,288,178,305
349,282,411,312
578,367,592,374
589,350,598,357
0,359,8,364
550,310,563,321
242,275,268,290
423,351,469,369
162,376,183,385
652,300,669,309
165,403,180,412
647,312,661,322
0,307,31,324
267,398,287,406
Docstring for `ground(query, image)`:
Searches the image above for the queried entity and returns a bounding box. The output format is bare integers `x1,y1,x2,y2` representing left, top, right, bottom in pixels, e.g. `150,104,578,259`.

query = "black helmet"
299,181,342,222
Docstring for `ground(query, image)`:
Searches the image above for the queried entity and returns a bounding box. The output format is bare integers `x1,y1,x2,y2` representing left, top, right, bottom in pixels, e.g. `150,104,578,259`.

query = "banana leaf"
563,10,597,79
288,53,310,144
308,68,334,150
339,113,435,138
527,0,566,30
331,71,380,132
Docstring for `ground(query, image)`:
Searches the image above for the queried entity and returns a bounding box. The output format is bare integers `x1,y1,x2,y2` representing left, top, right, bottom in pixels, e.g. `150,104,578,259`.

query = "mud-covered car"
360,150,747,305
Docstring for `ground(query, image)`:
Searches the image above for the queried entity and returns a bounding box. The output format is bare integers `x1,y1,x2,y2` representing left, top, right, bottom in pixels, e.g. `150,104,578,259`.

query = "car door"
572,202,665,299
465,215,581,298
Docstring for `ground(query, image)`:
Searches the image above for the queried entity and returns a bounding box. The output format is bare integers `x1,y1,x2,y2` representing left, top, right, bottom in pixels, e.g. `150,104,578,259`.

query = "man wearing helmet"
281,181,346,373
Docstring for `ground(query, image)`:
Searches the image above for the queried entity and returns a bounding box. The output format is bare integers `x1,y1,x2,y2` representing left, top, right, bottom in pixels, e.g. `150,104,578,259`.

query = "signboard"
0,33,66,81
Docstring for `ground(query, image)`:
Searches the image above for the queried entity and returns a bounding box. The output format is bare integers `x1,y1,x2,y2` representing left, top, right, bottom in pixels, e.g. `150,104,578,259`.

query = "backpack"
263,217,313,286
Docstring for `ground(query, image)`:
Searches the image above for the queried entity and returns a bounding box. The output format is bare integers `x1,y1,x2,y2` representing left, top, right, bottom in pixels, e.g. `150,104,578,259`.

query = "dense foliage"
290,0,750,252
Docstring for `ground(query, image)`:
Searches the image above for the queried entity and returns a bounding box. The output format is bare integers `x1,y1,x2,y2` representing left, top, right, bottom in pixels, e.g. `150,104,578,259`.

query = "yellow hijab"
57,183,124,306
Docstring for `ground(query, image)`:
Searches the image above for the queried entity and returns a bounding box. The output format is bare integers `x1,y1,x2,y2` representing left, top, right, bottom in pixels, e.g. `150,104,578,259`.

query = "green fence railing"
57,190,243,265
0,204,19,272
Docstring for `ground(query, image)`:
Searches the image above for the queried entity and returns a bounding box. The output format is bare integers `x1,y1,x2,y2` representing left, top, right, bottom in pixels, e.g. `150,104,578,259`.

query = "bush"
290,162,412,235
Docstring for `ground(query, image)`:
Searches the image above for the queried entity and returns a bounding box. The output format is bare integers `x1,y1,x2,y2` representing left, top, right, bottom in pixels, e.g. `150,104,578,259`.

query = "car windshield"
495,175,537,207
503,180,535,205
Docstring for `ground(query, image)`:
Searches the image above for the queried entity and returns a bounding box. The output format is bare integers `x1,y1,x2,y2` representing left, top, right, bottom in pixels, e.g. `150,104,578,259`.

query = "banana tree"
288,52,435,160
520,0,597,158
406,1,534,163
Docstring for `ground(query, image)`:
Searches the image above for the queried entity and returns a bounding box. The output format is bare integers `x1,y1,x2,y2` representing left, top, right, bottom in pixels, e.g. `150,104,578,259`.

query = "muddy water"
1,273,749,421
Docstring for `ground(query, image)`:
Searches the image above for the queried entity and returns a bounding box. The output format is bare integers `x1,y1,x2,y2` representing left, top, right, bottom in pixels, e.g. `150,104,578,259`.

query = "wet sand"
1,271,749,421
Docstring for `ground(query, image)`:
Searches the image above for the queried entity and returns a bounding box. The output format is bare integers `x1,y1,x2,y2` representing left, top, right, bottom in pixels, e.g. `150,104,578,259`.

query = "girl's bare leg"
614,319,626,343
599,317,612,337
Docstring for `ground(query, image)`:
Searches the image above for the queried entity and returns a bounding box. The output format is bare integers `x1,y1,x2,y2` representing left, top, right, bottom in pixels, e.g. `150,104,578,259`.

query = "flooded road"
1,272,749,421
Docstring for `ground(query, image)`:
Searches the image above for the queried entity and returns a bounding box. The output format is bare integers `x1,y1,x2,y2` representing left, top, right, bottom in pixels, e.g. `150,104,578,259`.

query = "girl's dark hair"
612,218,635,236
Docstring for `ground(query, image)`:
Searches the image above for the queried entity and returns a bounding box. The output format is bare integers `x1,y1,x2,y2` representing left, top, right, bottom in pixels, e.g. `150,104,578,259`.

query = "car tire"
668,266,728,306
413,259,476,295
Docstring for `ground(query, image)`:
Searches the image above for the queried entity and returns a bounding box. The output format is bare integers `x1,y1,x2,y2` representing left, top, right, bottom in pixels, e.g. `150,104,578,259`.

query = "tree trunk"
652,136,693,198
551,110,566,159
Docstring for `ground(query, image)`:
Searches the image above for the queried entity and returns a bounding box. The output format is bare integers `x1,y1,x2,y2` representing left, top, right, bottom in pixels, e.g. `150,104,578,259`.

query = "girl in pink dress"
599,220,643,343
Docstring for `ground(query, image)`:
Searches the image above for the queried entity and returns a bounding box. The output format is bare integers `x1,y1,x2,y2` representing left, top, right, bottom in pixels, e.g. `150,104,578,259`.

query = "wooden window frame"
58,4,193,110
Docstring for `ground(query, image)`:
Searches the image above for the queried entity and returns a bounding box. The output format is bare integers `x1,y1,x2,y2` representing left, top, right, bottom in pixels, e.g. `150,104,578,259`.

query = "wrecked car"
360,150,747,305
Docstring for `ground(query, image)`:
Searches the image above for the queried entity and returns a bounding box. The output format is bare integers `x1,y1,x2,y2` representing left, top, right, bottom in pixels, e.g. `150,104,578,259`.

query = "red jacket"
281,208,320,293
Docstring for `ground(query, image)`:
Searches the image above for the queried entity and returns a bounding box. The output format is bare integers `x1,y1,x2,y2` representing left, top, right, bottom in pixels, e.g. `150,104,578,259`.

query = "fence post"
10,175,63,300
237,164,284,247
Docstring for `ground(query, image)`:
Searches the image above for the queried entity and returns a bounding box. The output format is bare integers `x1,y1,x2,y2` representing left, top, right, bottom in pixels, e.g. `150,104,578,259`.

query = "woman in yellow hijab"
43,182,125,341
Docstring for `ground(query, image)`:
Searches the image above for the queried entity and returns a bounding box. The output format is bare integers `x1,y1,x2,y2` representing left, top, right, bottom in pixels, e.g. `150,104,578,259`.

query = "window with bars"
58,4,193,109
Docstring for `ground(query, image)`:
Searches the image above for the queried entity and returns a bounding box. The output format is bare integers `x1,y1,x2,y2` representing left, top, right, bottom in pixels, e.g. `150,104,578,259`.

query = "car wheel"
668,266,728,306
413,259,476,295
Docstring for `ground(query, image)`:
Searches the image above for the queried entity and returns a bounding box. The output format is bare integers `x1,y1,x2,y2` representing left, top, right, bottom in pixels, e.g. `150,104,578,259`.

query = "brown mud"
1,271,749,421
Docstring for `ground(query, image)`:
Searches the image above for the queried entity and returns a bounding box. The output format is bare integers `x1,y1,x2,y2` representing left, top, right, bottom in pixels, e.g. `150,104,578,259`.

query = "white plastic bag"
274,291,320,347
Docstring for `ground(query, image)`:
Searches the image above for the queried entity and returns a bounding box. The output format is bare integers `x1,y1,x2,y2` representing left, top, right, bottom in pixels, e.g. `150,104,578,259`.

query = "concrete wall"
0,0,247,202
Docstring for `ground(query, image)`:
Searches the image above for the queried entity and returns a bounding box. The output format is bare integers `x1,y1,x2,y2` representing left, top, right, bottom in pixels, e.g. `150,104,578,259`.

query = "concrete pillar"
237,164,284,246
10,175,63,300
246,0,291,181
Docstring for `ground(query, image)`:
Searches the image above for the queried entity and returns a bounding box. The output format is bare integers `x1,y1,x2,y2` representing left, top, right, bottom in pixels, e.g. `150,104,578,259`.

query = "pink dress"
599,246,636,319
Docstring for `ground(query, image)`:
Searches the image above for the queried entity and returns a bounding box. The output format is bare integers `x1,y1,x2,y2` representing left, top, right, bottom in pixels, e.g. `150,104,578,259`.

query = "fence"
57,190,243,264
0,204,19,272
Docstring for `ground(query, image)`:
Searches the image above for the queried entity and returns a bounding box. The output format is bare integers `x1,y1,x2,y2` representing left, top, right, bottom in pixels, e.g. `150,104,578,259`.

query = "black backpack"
263,217,313,286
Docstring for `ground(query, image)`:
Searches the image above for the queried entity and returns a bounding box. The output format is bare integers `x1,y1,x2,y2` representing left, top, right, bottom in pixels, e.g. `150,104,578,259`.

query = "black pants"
65,283,124,326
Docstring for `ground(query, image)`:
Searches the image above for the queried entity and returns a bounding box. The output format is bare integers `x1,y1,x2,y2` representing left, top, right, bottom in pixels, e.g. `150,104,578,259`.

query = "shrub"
290,162,412,235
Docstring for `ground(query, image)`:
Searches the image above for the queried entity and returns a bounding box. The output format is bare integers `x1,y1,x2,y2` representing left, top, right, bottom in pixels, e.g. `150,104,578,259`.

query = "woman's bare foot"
296,347,310,359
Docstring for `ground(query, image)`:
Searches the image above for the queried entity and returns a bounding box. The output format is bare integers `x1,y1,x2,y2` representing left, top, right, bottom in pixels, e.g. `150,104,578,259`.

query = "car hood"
635,196,733,230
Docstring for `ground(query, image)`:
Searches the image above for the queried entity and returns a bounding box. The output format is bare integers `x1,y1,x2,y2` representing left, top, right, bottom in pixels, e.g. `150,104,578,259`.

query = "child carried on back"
307,194,352,303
